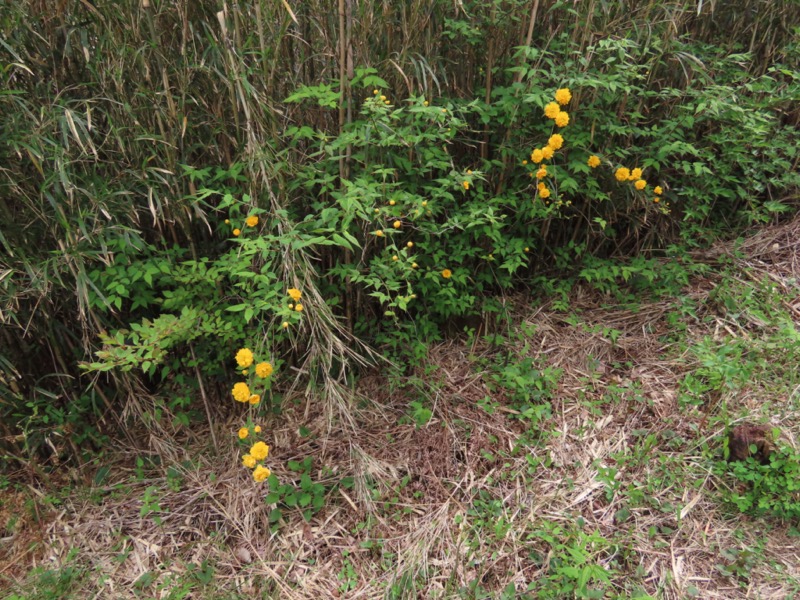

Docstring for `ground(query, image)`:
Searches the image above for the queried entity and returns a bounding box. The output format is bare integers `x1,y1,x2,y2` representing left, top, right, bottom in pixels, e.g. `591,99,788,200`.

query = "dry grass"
3,215,800,598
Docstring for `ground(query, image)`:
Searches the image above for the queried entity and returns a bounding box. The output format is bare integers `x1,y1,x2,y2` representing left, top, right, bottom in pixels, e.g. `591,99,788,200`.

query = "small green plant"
264,456,327,525
718,444,800,519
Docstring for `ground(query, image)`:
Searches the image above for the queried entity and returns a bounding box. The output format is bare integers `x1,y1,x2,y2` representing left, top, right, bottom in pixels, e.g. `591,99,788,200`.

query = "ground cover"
2,216,799,599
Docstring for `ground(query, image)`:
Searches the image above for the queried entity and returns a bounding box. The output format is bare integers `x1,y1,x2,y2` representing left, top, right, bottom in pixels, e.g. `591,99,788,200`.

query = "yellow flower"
248,394,260,405
554,111,569,128
375,230,384,237
531,148,544,164
544,102,560,119
441,269,452,279
407,241,413,248
288,303,294,309
421,200,428,207
238,428,249,440
233,228,241,236
392,255,399,261
411,262,418,269
548,134,564,150
441,108,447,113
393,220,401,229
253,465,271,482
295,304,303,312
654,186,663,195
462,181,470,190
522,159,528,165
242,454,256,468
634,179,647,190
588,155,601,168
524,247,530,252
542,146,554,160
235,348,254,368
423,100,429,106
255,362,273,378
380,95,386,101
224,219,230,224
467,170,472,174
242,369,248,376
287,288,302,301
282,321,289,329
536,167,547,180
654,197,660,203
631,168,643,180
389,199,396,205
245,216,259,227
555,88,572,106
539,187,551,199
232,382,250,403
615,167,631,182
254,425,261,433
373,89,379,95
250,441,269,461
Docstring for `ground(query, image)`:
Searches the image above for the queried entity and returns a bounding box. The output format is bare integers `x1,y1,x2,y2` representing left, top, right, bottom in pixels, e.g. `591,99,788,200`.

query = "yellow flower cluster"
529,89,573,203
239,433,272,482
227,214,259,238
543,88,570,128
616,166,648,192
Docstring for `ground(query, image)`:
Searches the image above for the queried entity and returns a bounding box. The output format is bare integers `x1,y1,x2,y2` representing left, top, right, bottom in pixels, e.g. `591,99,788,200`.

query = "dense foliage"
1,0,798,465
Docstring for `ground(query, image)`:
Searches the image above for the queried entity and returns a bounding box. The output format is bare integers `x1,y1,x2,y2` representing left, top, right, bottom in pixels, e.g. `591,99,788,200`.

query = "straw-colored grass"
3,213,799,598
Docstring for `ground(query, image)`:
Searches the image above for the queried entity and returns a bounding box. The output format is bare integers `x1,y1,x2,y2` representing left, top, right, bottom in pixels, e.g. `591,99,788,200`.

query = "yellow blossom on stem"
282,321,289,329
232,382,250,402
536,167,547,180
232,229,241,236
548,134,564,150
542,146,554,160
615,167,631,182
462,181,470,190
441,269,452,279
554,111,569,128
544,102,560,119
531,148,544,164
588,155,601,168
654,186,663,195
631,168,643,180
248,394,260,405
295,304,303,312
555,88,572,105
238,428,249,440
235,348,254,368
393,220,401,229
253,465,271,482
539,187,551,199
375,229,384,237
255,362,273,378
287,288,302,301
250,441,269,460
242,454,256,468
254,425,261,433
245,216,259,227
634,179,647,190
